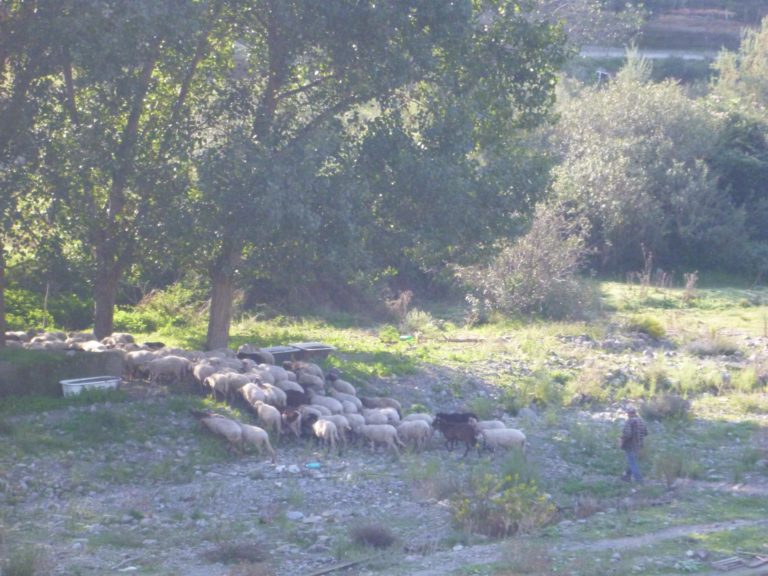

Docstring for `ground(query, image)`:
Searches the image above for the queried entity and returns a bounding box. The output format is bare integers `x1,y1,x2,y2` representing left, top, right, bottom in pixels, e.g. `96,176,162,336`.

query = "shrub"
378,324,400,344
401,308,440,337
450,472,556,538
625,315,666,339
686,335,742,357
653,447,699,488
113,308,160,333
349,524,396,549
455,204,592,321
640,394,691,421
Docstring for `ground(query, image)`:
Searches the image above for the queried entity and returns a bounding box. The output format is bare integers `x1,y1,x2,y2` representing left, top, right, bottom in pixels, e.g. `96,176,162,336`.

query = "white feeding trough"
60,376,121,397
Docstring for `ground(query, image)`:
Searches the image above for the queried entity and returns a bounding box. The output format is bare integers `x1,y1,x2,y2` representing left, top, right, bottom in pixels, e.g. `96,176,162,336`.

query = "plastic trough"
60,376,121,397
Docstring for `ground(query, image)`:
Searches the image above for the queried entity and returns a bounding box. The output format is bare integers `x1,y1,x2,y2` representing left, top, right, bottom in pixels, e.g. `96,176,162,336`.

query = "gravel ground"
2,333,767,575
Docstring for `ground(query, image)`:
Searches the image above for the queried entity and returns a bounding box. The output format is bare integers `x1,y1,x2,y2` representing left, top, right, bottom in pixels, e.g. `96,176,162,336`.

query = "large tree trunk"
0,241,6,348
93,265,121,340
205,243,241,351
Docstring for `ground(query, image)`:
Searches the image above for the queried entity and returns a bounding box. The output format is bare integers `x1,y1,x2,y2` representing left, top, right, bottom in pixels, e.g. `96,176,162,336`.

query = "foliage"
653,447,696,488
451,471,556,537
625,315,666,339
553,53,752,273
456,204,592,321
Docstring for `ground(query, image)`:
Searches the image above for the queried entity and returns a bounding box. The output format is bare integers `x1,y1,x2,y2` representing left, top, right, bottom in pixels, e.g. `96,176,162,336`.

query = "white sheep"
258,382,287,408
240,423,277,463
360,424,405,456
340,400,359,414
329,389,363,410
327,376,357,396
125,350,157,379
318,415,351,449
402,412,434,425
475,419,507,431
396,419,432,451
298,371,325,392
204,371,250,401
249,400,282,436
362,407,399,425
360,396,402,415
273,378,305,394
480,428,526,453
312,419,340,454
361,409,389,425
309,391,343,414
147,355,192,386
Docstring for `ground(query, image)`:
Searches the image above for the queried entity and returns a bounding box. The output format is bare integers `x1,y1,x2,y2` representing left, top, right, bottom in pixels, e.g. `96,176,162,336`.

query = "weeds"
625,315,666,339
641,395,691,421
450,470,556,538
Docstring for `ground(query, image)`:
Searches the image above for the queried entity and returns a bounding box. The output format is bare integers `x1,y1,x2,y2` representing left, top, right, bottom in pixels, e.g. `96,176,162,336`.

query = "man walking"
620,406,648,483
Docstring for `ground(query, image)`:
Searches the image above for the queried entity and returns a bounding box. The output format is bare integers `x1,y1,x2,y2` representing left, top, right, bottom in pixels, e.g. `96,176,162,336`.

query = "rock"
286,511,304,521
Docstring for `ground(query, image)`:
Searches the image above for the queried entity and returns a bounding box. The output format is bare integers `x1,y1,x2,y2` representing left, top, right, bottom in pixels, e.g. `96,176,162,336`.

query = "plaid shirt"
621,415,648,451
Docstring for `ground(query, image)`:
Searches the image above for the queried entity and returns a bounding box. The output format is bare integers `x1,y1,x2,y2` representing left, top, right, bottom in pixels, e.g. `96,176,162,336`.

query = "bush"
113,308,160,333
653,447,700,488
450,471,556,538
456,205,592,321
626,315,666,339
640,394,691,421
349,524,396,549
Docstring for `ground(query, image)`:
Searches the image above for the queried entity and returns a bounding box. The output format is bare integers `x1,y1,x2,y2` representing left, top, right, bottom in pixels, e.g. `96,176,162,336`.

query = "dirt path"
397,517,768,576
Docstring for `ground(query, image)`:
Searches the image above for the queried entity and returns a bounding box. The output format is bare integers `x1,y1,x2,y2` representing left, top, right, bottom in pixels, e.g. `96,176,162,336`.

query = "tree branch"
61,47,79,126
276,74,337,102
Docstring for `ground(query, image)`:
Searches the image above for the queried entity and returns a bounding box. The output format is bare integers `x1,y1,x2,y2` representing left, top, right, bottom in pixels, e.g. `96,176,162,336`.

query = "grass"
2,280,768,574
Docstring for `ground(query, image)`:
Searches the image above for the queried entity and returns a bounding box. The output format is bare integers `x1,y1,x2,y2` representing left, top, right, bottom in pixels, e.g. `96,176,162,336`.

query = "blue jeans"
625,450,643,483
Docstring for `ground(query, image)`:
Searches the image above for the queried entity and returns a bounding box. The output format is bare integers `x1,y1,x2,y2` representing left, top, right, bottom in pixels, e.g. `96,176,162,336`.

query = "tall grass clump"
640,394,691,421
625,315,666,339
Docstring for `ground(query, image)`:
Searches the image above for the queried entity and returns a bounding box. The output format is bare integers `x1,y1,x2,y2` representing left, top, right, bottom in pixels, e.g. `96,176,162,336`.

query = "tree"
712,16,768,119
1,1,67,346
35,0,219,338
552,54,750,272
186,1,567,349
533,0,646,47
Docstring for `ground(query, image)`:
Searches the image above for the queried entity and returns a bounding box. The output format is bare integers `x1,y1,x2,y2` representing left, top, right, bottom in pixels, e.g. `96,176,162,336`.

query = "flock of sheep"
5,330,528,462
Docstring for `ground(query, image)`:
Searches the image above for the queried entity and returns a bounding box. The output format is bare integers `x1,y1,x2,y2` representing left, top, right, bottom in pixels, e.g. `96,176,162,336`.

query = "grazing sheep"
362,407,399,425
248,401,282,436
479,428,526,453
101,332,135,348
402,412,434,425
238,382,267,406
344,413,366,439
191,361,220,391
273,378,305,394
326,372,357,395
258,382,287,408
432,416,479,457
309,391,343,414
285,389,311,407
204,371,250,402
281,408,303,438
434,411,478,424
340,400,359,414
396,419,432,451
125,350,158,379
329,389,363,410
475,420,506,431
147,355,192,386
361,409,389,425
189,410,244,453
297,371,325,393
240,423,277,463
360,396,402,416
190,409,276,462
312,418,340,454
319,415,352,449
287,360,324,379
360,424,405,456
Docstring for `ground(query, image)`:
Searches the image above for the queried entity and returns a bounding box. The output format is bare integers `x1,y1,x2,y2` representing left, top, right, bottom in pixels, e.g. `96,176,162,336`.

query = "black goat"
432,415,479,457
